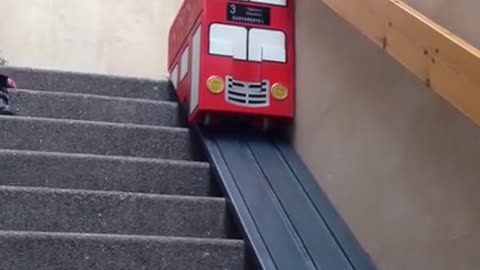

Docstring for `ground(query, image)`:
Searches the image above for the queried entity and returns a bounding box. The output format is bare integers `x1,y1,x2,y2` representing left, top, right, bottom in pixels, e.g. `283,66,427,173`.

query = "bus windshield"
236,0,286,6
209,23,286,63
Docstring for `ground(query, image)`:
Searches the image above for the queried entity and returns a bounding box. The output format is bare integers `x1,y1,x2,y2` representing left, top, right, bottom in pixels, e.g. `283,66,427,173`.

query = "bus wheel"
254,117,272,133
262,118,272,133
203,113,213,127
181,100,189,116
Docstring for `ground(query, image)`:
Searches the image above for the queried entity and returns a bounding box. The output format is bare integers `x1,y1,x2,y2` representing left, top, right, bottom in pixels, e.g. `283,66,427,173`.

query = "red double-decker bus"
168,0,294,129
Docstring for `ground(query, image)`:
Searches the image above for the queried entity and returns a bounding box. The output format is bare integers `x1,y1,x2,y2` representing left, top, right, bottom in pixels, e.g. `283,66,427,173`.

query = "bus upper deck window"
248,29,286,63
209,23,248,60
250,0,286,6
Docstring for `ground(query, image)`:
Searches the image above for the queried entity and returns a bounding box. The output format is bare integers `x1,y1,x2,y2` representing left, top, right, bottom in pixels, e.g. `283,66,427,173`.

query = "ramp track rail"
195,126,377,270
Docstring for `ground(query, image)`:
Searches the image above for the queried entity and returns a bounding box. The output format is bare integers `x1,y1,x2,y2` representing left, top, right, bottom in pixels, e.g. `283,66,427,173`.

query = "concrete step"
0,150,215,196
11,89,183,127
0,186,234,239
0,231,246,270
0,66,176,101
0,116,197,161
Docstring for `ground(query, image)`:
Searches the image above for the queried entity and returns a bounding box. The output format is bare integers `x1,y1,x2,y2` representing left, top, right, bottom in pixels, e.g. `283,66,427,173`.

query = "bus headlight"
207,75,224,94
271,83,288,101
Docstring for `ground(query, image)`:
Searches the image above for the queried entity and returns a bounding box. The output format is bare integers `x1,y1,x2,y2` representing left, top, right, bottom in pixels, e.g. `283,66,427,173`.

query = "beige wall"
294,1,480,269
0,0,183,79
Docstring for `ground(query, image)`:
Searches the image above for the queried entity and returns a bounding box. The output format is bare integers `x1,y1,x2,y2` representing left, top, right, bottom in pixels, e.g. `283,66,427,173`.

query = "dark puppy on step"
0,74,16,115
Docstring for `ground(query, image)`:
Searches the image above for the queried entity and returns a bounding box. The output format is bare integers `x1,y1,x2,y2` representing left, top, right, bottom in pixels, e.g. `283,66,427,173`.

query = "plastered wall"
294,1,480,269
0,0,183,79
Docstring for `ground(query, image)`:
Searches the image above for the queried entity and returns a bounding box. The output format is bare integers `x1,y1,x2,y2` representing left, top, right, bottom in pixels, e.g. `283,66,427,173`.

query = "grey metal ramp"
197,127,377,270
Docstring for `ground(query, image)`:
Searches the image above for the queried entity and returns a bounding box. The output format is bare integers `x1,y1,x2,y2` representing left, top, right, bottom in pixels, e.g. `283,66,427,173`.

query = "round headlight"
271,83,288,101
207,76,224,94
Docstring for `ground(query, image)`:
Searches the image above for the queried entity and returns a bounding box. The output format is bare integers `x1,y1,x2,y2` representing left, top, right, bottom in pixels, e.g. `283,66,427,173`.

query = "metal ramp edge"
194,126,378,270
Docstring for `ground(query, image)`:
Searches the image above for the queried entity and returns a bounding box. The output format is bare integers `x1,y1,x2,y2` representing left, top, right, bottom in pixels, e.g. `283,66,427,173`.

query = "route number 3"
229,4,236,14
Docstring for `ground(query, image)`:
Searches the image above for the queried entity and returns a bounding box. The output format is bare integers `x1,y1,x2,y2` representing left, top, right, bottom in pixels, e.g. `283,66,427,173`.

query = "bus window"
171,64,179,89
248,29,286,62
250,0,287,6
209,23,247,60
180,46,189,80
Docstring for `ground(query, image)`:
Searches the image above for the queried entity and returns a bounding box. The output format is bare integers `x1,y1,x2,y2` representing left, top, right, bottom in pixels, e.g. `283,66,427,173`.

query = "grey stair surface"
0,231,246,270
0,186,231,238
0,150,214,196
0,67,248,270
0,66,176,100
0,116,194,160
11,89,182,127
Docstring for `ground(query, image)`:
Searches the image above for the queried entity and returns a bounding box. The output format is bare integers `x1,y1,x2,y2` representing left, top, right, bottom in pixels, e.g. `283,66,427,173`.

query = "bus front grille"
226,76,270,107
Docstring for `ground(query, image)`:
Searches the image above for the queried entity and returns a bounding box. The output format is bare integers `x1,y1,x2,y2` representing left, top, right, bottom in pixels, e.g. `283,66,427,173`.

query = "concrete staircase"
0,67,249,270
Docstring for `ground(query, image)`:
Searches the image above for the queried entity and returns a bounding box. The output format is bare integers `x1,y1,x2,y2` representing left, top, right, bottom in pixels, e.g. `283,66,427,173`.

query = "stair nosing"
0,230,244,245
0,149,208,167
0,115,188,132
0,185,223,202
14,88,178,106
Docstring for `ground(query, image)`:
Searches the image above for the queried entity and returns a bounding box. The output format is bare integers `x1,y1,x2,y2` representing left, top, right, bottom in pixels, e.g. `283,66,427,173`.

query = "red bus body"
168,0,294,125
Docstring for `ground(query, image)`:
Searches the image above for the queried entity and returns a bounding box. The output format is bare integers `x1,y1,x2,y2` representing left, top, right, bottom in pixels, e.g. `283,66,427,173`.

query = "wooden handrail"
321,0,480,126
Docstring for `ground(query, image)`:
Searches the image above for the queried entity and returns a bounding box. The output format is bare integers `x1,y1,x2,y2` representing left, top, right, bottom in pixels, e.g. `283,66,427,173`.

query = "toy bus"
167,0,294,130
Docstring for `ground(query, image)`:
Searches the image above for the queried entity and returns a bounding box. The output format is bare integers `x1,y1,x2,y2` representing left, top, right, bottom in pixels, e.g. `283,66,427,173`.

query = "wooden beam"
320,0,480,126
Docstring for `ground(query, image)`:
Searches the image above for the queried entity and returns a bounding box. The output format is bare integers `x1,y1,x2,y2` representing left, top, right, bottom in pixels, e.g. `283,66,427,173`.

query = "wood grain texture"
320,0,480,126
